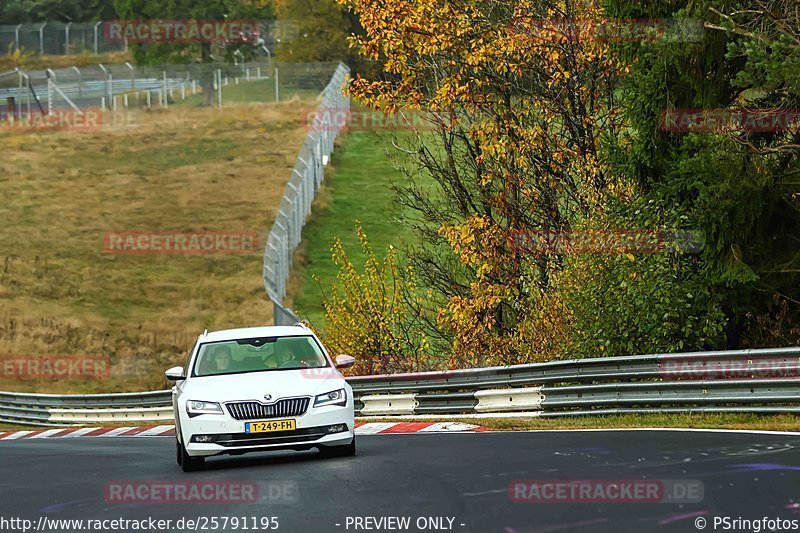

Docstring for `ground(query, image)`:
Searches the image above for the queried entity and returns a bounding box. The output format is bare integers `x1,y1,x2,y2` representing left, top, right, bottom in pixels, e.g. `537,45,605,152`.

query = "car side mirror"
165,366,186,381
335,354,355,369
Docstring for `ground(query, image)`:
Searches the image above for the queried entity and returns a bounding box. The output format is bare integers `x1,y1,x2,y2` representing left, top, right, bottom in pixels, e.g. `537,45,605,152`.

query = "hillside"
0,101,311,392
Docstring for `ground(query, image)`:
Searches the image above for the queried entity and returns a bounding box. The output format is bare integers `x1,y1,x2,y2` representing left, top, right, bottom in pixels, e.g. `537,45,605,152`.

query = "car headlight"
314,388,347,407
186,400,224,417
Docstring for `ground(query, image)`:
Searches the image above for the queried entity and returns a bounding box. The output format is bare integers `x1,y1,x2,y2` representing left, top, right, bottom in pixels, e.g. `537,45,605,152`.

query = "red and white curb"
0,421,486,440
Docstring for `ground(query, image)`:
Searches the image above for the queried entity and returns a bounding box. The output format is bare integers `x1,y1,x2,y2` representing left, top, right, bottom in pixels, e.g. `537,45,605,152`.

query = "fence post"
98,63,109,109
275,67,279,102
162,71,168,109
261,64,351,325
65,22,72,54
71,66,82,98
46,69,57,116
126,62,135,90
39,23,46,55
22,73,31,120
47,79,53,116
217,69,223,108
94,21,102,54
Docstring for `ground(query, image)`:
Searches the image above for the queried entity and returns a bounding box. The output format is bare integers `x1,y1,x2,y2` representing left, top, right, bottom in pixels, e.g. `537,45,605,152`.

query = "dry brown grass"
0,51,131,71
0,101,314,393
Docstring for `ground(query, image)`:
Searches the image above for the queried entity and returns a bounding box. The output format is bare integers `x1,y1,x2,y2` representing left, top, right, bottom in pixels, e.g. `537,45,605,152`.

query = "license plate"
245,419,296,433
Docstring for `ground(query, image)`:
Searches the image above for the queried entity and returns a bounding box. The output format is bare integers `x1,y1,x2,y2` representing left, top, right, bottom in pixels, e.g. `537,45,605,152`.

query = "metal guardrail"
1,346,798,427
0,391,173,427
1,62,340,116
0,20,296,56
263,63,350,325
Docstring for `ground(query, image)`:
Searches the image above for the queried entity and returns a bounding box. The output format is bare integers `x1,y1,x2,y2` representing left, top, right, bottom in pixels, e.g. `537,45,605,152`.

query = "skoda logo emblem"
263,394,272,401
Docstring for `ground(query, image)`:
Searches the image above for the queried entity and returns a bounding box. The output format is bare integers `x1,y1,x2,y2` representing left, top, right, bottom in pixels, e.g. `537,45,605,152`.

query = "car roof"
201,326,312,342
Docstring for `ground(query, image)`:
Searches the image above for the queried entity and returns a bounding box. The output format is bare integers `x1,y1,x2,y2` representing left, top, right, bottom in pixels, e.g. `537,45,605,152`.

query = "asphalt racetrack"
1,430,799,533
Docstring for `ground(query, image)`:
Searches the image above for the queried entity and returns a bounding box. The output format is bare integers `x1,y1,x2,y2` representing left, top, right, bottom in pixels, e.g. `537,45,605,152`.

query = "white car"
165,325,356,471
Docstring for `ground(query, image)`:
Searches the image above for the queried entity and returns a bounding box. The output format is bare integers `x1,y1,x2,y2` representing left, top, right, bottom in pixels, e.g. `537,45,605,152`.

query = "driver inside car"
211,345,233,372
275,341,300,368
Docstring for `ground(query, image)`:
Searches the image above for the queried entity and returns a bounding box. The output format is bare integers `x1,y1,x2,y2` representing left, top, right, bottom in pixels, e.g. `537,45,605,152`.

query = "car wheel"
319,436,356,458
176,438,182,465
180,440,205,472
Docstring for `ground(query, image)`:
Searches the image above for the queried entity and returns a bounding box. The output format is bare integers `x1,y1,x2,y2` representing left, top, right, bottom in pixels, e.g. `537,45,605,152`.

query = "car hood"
181,367,346,403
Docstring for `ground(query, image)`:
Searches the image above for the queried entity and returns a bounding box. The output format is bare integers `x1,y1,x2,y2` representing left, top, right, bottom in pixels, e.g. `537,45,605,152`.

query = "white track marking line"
28,429,70,439
2,431,34,440
97,427,139,437
355,423,399,435
511,428,800,436
59,427,100,438
419,422,480,432
133,425,175,437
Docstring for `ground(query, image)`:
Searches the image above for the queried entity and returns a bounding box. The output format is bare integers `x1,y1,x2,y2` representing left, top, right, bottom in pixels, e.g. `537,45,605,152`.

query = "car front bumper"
180,405,354,457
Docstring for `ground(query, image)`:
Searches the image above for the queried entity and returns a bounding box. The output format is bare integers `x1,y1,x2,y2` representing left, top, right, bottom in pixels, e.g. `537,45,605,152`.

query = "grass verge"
0,51,131,71
364,413,800,432
289,130,416,327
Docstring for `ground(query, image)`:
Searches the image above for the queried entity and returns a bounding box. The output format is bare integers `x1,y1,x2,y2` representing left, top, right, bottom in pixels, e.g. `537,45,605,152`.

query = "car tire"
180,440,205,472
319,436,356,458
176,438,182,465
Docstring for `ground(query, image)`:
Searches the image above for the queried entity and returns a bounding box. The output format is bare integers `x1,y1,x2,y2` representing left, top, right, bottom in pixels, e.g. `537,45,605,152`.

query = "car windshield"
193,335,328,377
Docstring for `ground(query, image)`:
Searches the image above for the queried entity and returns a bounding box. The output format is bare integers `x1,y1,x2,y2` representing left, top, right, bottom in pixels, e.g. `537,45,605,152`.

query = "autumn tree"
338,0,630,365
315,224,431,374
273,0,351,62
0,0,117,23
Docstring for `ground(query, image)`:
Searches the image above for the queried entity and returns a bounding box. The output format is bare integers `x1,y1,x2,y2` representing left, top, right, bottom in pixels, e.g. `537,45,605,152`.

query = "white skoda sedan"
165,325,356,471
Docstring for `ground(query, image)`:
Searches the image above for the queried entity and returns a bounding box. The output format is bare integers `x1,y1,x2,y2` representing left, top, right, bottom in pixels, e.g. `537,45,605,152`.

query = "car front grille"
226,397,310,421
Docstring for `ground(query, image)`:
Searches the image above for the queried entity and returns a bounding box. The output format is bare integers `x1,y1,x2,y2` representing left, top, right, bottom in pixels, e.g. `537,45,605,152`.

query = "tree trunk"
200,43,215,107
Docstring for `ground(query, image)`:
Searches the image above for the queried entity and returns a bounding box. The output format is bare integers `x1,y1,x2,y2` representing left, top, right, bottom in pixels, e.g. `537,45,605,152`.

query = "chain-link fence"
0,20,294,56
263,63,351,326
0,61,341,120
